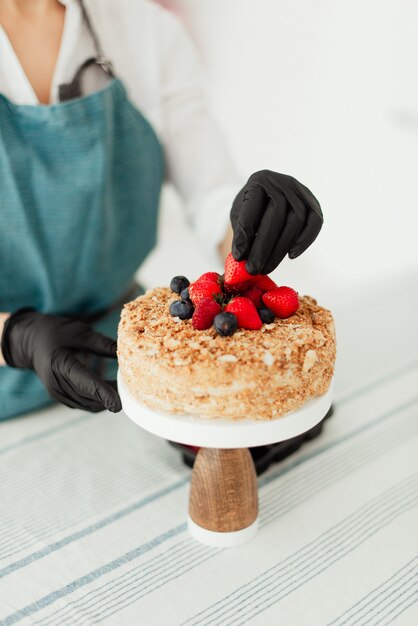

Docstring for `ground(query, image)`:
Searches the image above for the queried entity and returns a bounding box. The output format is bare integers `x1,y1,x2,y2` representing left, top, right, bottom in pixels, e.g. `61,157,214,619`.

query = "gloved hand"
1,308,122,413
230,170,323,274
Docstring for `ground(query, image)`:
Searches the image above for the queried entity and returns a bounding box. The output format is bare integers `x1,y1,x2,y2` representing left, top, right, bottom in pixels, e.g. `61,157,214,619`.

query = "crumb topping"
120,288,332,369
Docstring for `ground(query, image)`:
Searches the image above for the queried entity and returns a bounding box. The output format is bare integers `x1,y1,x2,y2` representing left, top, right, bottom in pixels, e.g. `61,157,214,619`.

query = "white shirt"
0,0,242,263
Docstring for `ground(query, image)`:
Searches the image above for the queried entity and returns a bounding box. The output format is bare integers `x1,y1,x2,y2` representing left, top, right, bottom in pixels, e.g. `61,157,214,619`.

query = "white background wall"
139,0,418,311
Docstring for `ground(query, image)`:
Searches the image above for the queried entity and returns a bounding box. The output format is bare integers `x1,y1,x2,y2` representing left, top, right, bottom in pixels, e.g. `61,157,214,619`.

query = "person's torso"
0,0,166,419
0,0,169,139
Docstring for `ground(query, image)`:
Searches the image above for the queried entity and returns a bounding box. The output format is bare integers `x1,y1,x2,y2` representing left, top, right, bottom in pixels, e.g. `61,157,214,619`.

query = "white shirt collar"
0,0,95,105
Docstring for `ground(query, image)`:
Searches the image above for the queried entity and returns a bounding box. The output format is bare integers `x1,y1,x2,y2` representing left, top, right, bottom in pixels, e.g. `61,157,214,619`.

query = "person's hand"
230,170,323,274
1,309,122,413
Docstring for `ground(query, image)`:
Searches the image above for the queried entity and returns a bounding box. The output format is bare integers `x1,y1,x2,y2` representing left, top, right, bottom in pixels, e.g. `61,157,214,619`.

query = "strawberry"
192,298,222,330
244,286,263,308
262,287,299,318
196,272,221,285
224,252,259,286
189,280,222,305
225,297,262,330
253,275,279,293
223,280,251,295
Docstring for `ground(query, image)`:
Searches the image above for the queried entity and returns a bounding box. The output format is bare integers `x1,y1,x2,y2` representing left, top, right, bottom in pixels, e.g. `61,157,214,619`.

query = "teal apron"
0,2,165,420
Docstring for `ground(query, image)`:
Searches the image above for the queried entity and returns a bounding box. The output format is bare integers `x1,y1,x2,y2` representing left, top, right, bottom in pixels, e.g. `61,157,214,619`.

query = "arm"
158,9,242,266
157,10,323,274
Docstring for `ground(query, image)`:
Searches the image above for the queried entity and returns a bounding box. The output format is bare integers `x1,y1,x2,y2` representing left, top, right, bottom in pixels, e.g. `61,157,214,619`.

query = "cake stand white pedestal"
118,371,333,547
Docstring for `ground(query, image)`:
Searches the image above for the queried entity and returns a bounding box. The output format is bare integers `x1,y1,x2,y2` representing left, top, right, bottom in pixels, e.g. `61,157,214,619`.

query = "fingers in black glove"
70,325,117,359
230,170,323,274
288,206,323,259
50,350,122,413
262,208,302,274
1,309,122,414
237,192,289,275
231,185,266,261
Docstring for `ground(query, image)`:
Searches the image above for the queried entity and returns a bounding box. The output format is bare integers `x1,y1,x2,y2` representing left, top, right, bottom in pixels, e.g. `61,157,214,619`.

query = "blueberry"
180,286,190,301
214,312,238,336
169,299,194,320
258,306,275,324
170,275,190,294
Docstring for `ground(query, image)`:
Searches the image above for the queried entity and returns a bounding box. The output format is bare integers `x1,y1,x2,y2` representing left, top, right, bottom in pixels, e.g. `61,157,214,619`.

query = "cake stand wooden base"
188,447,258,546
117,371,333,547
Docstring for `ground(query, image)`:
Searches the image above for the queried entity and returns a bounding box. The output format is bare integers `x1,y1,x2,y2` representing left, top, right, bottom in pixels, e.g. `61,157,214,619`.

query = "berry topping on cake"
225,297,262,330
169,299,194,320
167,252,300,334
244,286,263,308
224,252,259,286
262,287,299,318
223,280,251,295
258,306,275,324
180,286,190,301
170,275,190,294
192,298,222,330
196,272,222,285
253,275,279,292
214,311,238,336
189,280,223,305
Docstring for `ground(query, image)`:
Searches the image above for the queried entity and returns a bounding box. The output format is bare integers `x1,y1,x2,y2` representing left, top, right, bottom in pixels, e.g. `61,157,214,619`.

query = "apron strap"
58,0,115,102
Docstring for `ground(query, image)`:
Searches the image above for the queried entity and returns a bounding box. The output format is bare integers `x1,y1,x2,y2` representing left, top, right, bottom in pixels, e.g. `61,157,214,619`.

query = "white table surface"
0,276,417,626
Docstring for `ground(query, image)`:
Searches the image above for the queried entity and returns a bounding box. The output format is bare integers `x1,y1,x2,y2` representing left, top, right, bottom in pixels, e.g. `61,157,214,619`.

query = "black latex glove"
1,308,122,413
230,170,323,274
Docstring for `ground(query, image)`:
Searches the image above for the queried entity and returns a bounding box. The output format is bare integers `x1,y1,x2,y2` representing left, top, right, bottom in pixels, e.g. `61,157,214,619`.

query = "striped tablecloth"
1,279,417,625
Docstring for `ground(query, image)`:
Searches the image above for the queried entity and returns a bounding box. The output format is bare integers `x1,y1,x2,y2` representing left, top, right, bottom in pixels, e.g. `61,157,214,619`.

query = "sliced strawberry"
192,298,222,330
196,272,221,285
253,275,279,293
225,297,262,330
244,286,263,308
262,287,299,318
189,280,222,305
224,252,259,286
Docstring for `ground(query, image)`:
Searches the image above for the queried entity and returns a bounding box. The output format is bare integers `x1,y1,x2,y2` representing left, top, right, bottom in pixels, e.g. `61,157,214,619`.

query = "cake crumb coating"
117,287,336,420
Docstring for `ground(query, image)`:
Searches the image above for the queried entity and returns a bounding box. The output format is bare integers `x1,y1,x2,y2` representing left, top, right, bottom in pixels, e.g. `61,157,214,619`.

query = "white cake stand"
118,371,333,547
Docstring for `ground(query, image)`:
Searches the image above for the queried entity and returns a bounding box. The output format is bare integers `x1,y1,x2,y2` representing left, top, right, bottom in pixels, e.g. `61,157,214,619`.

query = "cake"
117,260,336,421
